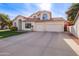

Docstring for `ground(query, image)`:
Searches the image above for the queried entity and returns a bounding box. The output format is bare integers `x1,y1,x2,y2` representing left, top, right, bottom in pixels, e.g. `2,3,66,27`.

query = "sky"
0,3,72,20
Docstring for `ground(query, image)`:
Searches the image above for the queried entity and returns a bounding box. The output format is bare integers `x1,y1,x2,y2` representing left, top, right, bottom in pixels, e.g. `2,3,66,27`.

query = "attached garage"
34,21,64,32
46,24,64,32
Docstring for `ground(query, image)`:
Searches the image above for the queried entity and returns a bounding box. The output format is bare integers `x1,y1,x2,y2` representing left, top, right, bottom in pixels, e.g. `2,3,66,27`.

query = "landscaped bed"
0,30,25,39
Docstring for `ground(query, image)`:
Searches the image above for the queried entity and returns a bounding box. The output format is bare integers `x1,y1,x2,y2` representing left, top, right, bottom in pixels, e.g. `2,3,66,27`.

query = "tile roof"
13,10,66,22
13,15,65,22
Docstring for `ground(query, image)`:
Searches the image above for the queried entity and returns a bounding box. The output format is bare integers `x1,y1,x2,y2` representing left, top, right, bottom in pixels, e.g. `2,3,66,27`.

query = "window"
42,14,48,20
25,23,32,28
14,22,16,27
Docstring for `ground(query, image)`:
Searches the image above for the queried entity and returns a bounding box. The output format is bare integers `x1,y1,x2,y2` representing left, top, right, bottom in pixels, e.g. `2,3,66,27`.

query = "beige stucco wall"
13,16,31,31
13,17,24,30
13,16,35,31
31,11,51,20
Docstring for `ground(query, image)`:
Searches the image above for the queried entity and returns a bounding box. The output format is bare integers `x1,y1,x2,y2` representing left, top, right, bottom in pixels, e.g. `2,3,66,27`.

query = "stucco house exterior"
13,10,65,32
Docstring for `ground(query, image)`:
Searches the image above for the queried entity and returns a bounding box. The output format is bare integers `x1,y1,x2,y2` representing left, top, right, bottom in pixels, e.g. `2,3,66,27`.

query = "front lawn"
0,30,25,39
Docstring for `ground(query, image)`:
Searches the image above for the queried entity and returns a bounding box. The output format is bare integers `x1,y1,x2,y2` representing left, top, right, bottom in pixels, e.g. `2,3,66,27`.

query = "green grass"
0,30,25,39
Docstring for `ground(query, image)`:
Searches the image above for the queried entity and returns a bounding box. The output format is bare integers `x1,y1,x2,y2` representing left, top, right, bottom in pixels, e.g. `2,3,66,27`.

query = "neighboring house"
68,11,79,38
13,10,65,32
0,16,8,29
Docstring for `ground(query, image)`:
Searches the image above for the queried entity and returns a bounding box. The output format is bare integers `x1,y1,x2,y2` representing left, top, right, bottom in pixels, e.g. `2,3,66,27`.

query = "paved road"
0,32,77,56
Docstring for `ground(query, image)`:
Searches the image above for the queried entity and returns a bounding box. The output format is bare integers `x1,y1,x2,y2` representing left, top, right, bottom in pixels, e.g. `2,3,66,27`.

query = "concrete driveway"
0,32,77,56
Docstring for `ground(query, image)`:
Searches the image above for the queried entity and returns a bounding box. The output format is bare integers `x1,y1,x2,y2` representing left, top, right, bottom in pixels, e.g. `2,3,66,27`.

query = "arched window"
42,14,48,20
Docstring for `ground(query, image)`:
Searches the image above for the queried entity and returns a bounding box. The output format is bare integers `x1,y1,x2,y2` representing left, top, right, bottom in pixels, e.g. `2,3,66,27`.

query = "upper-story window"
42,14,48,20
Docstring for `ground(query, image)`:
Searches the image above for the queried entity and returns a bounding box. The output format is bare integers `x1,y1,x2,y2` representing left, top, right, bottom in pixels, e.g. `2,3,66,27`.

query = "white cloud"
37,3,52,11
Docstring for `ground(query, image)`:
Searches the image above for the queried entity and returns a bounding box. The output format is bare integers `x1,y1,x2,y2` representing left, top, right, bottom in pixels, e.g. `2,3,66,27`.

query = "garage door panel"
35,23,64,32
46,24,64,32
35,24,45,31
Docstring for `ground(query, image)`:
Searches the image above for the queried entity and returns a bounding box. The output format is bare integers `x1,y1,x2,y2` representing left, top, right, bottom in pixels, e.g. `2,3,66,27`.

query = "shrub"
10,26,17,31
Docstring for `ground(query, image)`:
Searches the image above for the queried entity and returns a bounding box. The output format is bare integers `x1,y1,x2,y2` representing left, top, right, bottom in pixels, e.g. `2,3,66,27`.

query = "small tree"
66,3,79,25
0,13,12,29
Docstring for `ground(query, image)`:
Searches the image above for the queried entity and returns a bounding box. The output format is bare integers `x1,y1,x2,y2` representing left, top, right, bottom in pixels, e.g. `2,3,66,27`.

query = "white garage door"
46,24,64,32
35,24,45,31
35,24,64,32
